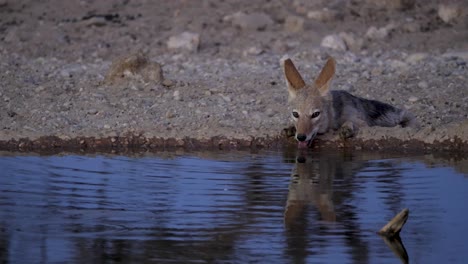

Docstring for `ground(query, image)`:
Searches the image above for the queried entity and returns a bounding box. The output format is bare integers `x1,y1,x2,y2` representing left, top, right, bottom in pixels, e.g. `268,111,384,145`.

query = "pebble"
35,86,45,92
405,53,428,64
84,17,107,27
103,124,111,129
365,23,396,40
220,94,231,102
339,32,364,51
417,81,429,89
243,47,263,56
162,79,174,87
88,109,98,115
438,4,462,24
224,12,273,31
307,8,337,22
408,96,419,102
284,15,304,33
321,34,347,51
173,90,181,101
167,32,200,52
442,51,468,61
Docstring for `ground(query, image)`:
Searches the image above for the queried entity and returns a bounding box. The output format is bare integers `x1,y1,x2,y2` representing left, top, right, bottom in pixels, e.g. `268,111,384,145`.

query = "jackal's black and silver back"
331,90,416,129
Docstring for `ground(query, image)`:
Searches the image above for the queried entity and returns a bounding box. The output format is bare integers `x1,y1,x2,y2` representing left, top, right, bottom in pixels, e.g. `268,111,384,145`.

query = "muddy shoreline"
1,134,466,155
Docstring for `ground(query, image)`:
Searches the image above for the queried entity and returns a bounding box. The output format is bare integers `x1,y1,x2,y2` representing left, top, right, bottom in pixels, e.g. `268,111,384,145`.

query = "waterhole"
0,150,467,263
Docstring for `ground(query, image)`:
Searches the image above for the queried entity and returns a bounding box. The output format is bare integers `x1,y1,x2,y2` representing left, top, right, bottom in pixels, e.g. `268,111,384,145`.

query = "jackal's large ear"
314,57,336,96
282,58,306,101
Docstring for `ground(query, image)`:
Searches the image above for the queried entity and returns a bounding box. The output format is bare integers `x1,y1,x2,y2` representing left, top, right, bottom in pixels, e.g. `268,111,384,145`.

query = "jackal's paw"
283,126,296,138
339,125,355,140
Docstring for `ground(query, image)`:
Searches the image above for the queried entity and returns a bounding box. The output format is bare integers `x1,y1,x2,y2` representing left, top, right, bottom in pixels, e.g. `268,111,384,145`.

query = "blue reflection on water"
0,151,467,264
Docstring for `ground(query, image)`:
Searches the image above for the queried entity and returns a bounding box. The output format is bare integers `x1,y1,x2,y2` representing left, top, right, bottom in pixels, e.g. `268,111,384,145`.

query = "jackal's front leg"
339,121,357,140
283,125,296,138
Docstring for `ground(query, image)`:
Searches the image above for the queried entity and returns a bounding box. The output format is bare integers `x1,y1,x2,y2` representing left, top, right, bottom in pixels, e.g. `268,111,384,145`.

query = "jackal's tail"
399,109,419,129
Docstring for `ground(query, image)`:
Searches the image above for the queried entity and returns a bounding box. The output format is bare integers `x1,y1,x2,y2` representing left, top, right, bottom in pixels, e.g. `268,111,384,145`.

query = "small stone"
284,15,304,32
339,32,364,51
162,79,174,87
103,124,111,129
405,53,428,64
105,53,163,85
35,86,45,92
167,32,200,52
438,4,462,24
417,81,429,89
84,16,107,27
402,21,420,33
166,111,175,119
244,47,264,56
321,34,347,51
266,108,275,117
307,8,337,22
88,109,98,115
365,26,388,40
366,0,415,10
389,59,408,70
220,94,231,102
442,51,468,61
224,12,273,31
173,90,181,101
408,96,419,102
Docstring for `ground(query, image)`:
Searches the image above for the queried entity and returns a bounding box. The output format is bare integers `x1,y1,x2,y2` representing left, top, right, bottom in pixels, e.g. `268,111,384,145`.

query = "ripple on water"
0,151,467,263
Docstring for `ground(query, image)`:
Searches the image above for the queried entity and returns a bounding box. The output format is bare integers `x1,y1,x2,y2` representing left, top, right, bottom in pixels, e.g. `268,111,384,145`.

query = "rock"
408,96,419,102
284,15,304,33
307,8,338,22
442,51,468,61
389,59,409,71
365,24,392,40
173,90,181,101
402,21,420,33
224,12,273,31
167,31,200,52
366,0,415,10
438,4,462,24
417,81,429,89
321,34,347,51
339,32,364,51
84,16,107,27
243,46,263,56
405,53,428,64
220,94,231,102
88,109,98,115
162,79,174,87
104,53,163,85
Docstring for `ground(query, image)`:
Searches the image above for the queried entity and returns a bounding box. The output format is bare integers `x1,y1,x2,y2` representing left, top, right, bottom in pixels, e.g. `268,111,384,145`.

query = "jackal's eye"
311,111,320,119
292,111,299,118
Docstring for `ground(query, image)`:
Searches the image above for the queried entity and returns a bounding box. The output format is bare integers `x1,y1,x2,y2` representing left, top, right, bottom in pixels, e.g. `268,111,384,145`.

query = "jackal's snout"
296,134,307,142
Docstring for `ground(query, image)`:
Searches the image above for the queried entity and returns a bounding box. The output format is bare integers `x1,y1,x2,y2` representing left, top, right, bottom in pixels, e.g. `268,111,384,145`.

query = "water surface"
0,150,467,263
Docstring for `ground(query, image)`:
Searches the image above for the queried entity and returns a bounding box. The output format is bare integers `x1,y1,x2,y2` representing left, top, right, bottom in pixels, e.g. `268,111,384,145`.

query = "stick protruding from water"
378,208,409,236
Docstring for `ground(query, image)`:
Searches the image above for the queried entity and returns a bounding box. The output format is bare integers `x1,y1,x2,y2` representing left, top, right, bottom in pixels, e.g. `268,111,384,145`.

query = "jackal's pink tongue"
298,141,308,149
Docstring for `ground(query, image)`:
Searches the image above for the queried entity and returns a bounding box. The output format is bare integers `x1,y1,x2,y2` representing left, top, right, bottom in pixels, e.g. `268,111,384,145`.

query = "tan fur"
282,58,335,144
282,57,416,147
314,57,335,95
282,58,306,101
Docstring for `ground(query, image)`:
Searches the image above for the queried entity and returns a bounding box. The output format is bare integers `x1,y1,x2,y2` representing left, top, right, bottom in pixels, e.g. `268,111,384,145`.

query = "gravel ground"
0,0,467,151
